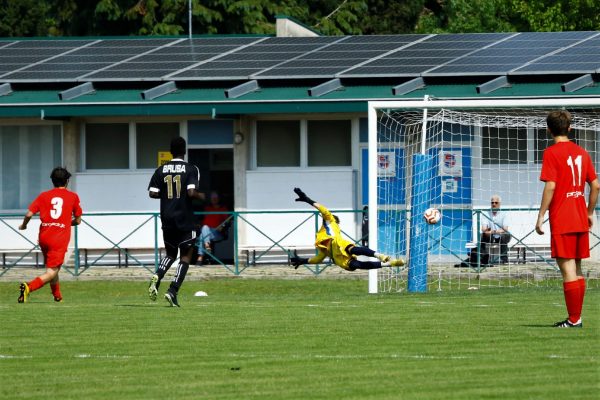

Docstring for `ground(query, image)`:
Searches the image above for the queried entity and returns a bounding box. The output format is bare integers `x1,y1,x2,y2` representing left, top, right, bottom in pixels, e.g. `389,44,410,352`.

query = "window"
535,128,582,163
256,120,300,167
481,126,527,165
0,125,61,210
307,120,351,166
136,123,179,169
85,123,129,169
534,128,553,164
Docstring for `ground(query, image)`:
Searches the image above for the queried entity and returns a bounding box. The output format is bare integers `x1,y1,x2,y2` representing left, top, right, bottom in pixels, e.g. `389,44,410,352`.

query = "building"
2,23,600,260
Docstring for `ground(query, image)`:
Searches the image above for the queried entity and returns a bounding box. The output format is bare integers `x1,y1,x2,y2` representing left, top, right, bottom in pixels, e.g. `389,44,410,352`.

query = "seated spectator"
480,194,511,264
197,191,229,264
455,194,512,268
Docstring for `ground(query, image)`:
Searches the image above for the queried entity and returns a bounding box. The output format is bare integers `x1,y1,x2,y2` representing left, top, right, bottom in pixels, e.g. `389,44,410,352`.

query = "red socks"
563,280,582,324
50,283,62,299
577,277,586,319
27,277,44,292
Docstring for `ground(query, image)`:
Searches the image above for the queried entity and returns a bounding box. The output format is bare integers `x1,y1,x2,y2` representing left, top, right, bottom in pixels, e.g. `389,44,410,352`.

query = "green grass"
0,279,598,400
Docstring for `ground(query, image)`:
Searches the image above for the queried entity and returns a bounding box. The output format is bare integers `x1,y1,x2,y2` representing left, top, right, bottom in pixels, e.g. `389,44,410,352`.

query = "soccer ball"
423,208,441,224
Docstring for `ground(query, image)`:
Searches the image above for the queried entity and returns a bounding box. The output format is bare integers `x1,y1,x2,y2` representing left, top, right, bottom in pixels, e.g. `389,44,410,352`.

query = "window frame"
0,121,64,212
251,117,357,170
80,119,184,172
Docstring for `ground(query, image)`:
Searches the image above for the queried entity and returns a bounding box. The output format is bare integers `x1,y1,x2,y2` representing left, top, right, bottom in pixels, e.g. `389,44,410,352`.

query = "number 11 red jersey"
540,141,597,234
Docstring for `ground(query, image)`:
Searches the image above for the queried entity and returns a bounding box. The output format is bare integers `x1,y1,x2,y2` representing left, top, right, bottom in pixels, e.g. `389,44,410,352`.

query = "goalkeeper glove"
293,187,315,205
290,250,309,269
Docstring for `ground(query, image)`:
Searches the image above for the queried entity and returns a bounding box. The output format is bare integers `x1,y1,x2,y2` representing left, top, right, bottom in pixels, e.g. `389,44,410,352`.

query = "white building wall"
243,170,357,248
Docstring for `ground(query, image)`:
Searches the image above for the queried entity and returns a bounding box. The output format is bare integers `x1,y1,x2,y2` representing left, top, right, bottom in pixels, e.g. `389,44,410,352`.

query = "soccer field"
1,280,598,400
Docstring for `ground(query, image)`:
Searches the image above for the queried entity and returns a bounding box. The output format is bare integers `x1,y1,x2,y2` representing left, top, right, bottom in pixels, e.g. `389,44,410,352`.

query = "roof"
0,32,599,117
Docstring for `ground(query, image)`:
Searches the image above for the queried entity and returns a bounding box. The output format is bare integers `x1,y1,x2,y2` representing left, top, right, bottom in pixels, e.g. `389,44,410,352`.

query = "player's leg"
555,256,581,326
149,230,178,301
157,230,179,282
345,244,394,263
164,232,196,307
552,233,583,327
19,246,62,303
574,231,589,324
49,269,62,302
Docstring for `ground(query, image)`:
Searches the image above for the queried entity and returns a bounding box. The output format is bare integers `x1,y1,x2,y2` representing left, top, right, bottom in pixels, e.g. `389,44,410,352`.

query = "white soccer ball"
423,208,441,224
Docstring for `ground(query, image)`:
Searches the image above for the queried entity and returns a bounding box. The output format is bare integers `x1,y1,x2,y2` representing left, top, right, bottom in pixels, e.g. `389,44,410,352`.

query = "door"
188,148,234,263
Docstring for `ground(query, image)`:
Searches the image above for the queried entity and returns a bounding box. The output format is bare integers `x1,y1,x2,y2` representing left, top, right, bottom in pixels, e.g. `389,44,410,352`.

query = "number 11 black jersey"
148,158,200,231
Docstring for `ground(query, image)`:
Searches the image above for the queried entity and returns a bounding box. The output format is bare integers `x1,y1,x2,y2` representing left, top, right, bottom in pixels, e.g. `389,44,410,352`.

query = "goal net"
367,98,600,293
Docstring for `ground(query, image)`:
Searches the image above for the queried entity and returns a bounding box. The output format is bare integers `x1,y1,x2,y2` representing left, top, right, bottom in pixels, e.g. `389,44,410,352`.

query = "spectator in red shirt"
536,110,599,328
197,191,229,263
18,167,82,303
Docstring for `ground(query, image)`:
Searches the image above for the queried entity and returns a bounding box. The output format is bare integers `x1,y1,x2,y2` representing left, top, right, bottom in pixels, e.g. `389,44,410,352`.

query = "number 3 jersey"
540,141,597,234
28,188,83,250
148,158,200,231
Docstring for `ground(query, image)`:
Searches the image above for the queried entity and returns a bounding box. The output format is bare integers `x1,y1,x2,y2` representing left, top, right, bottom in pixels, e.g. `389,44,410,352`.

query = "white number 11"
567,155,582,186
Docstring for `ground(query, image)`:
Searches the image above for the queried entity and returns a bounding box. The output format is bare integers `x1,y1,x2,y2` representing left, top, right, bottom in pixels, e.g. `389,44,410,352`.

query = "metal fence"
2,207,598,278
0,210,367,277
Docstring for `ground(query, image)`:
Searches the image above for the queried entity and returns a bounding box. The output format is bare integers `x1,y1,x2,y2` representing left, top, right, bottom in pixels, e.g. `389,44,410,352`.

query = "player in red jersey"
536,110,599,328
17,167,83,303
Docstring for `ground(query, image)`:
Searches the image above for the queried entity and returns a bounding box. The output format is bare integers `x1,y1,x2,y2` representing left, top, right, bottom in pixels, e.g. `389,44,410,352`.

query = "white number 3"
50,197,63,219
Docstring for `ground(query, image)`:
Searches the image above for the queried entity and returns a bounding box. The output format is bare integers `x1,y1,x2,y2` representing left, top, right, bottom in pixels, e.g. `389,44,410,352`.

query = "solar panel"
0,40,95,80
341,33,510,78
511,33,600,75
170,37,340,80
426,32,598,76
255,35,426,79
83,37,266,81
0,32,599,83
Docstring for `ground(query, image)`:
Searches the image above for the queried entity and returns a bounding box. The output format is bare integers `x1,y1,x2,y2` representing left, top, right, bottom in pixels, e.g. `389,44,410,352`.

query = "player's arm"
19,211,34,230
536,181,555,235
186,166,205,201
587,178,600,228
187,189,205,201
293,188,335,222
290,249,325,269
307,249,327,264
148,169,161,199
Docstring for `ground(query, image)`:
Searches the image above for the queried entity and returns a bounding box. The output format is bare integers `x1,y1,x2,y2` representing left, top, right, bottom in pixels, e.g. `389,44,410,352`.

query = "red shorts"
550,232,590,259
39,242,67,268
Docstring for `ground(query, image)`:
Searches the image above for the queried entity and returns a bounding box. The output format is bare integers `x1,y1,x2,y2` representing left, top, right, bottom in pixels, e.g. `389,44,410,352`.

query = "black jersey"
148,159,200,231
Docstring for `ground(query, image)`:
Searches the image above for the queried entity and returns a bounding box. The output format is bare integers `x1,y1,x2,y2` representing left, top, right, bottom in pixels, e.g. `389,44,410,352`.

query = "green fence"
0,210,367,277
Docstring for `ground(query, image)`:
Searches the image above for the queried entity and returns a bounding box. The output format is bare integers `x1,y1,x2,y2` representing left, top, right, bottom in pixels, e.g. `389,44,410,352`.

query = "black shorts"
163,228,197,252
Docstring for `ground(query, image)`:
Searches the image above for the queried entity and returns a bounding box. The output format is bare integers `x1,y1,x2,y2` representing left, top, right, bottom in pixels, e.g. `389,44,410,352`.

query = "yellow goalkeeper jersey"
308,203,355,270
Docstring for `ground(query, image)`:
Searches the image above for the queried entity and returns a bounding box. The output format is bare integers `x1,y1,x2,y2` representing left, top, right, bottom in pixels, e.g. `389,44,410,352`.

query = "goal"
367,98,600,294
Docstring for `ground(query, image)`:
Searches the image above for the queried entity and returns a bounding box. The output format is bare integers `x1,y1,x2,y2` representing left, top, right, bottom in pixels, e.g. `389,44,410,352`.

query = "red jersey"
540,141,597,234
203,205,228,228
29,188,83,249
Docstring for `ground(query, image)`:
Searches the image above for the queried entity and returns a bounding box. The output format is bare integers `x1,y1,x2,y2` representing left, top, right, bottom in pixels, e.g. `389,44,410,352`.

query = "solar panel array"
0,31,599,83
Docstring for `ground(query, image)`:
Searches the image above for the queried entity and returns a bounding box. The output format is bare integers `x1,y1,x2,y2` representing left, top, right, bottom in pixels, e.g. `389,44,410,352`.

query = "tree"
362,0,425,34
415,0,517,34
0,0,51,37
512,0,600,31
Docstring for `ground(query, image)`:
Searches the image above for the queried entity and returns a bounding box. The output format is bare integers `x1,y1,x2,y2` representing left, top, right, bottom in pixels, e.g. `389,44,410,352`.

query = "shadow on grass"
520,324,553,328
114,304,160,308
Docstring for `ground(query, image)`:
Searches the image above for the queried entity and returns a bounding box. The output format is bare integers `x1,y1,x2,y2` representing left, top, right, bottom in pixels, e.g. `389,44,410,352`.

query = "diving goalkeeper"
291,188,405,271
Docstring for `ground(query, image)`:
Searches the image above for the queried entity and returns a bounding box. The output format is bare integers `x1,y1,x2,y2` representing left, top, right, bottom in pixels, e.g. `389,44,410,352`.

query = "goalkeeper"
291,188,405,271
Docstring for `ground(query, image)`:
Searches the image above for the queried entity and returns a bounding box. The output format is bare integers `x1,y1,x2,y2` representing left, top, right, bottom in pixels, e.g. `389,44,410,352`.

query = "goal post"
368,97,600,294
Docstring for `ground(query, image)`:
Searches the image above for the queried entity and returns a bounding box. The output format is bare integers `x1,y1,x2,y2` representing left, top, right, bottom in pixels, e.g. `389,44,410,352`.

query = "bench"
76,248,165,268
1,249,43,268
465,242,552,265
239,245,316,266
